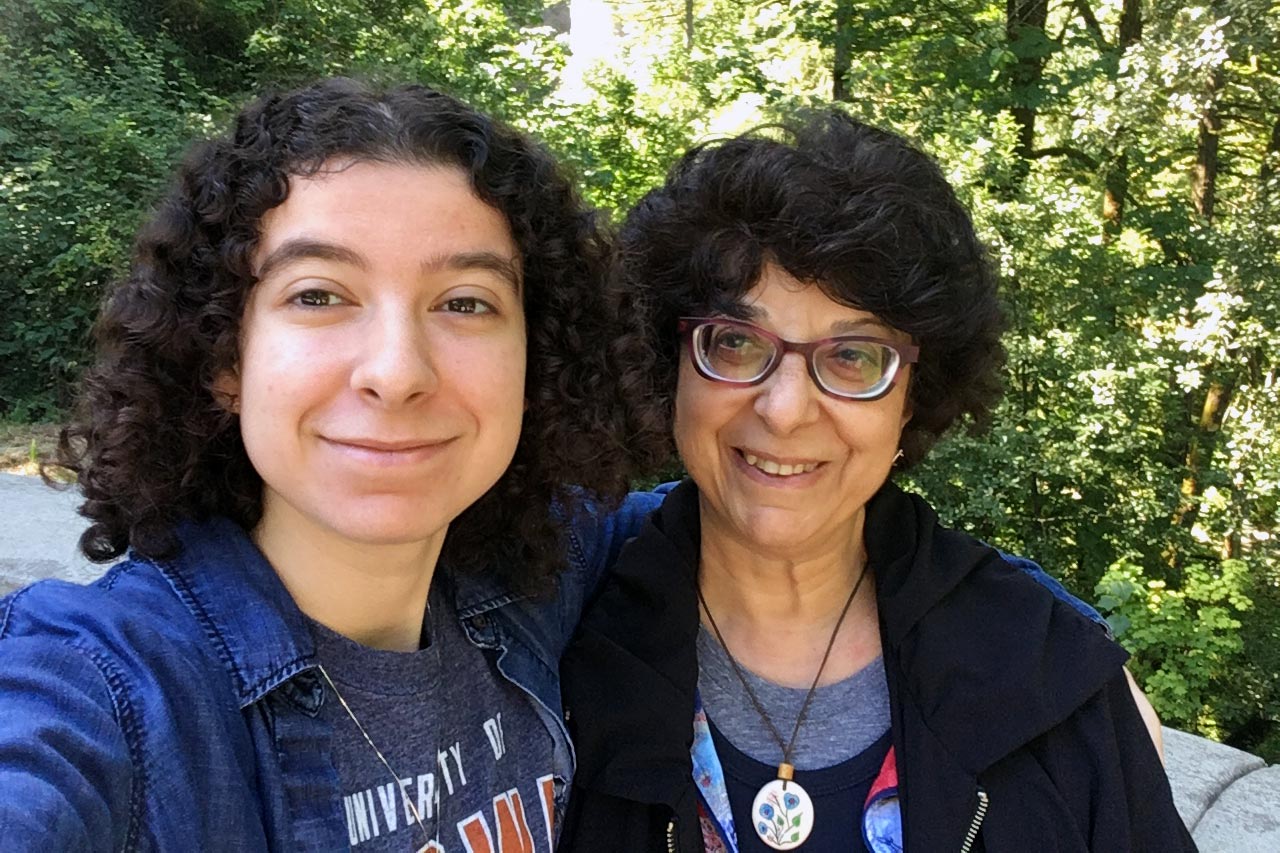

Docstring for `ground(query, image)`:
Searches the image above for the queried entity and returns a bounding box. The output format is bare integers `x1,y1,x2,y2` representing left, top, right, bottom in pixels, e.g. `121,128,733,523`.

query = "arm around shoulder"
563,488,665,603
0,635,135,851
1101,670,1195,850
1124,667,1165,764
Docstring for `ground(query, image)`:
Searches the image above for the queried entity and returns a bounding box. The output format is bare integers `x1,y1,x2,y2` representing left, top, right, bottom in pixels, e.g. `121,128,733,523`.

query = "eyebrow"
254,239,368,281
829,317,893,336
421,251,522,294
736,304,894,337
254,240,522,294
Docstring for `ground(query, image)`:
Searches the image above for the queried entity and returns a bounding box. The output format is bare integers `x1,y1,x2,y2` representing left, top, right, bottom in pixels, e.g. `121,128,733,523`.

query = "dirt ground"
0,422,65,477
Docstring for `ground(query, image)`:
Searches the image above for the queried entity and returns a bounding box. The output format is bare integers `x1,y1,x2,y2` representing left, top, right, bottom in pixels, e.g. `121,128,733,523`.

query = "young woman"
0,78,660,852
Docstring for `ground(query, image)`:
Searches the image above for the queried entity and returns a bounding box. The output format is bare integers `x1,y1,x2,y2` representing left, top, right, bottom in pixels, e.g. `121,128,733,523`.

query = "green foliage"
2,0,1277,758
241,0,565,118
538,70,696,213
0,0,222,418
1096,557,1253,734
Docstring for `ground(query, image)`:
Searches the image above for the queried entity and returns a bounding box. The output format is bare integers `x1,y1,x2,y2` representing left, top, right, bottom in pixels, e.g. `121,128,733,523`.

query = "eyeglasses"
677,317,918,401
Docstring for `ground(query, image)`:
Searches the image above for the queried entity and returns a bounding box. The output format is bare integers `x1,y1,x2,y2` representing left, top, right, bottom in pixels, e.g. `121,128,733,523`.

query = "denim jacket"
0,492,660,852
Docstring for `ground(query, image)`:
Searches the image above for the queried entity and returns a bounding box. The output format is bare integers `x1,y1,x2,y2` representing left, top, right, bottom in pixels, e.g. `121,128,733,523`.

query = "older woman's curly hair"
612,109,1006,468
57,77,657,591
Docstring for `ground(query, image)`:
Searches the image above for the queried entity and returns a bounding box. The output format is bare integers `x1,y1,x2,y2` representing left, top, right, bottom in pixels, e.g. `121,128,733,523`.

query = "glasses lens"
694,322,775,382
814,339,899,398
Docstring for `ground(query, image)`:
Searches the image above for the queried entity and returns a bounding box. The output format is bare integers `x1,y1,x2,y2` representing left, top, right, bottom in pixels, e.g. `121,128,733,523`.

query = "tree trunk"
1102,153,1128,239
1193,67,1224,222
1101,0,1142,239
1118,0,1142,46
1171,50,1230,547
1261,114,1280,195
832,0,852,102
1006,0,1049,162
684,0,693,53
1174,379,1235,530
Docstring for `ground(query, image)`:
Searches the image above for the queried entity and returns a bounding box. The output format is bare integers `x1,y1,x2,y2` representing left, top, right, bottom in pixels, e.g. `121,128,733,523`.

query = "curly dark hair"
611,109,1006,468
56,77,656,591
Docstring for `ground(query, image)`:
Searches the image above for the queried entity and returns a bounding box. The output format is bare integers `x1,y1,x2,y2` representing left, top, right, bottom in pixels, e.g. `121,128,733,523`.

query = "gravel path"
0,473,100,595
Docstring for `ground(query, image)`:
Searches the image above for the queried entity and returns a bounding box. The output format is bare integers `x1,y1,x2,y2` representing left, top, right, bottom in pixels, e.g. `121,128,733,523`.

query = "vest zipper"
666,817,678,853
959,788,989,853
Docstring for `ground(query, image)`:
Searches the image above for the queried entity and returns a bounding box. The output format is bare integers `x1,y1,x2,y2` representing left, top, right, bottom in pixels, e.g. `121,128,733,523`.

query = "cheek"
239,330,338,406
455,335,527,436
672,369,701,461
838,394,910,456
672,368,726,476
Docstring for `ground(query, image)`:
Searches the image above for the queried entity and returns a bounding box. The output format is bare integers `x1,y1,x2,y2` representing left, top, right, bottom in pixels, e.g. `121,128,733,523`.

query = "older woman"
558,113,1192,852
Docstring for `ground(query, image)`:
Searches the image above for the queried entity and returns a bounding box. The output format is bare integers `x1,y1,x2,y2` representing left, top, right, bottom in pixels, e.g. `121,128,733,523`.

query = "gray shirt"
696,624,890,770
310,590,557,852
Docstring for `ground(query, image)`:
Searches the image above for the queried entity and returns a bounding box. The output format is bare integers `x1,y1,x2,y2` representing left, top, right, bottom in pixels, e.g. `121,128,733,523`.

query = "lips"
325,437,448,452
321,435,455,466
737,448,823,477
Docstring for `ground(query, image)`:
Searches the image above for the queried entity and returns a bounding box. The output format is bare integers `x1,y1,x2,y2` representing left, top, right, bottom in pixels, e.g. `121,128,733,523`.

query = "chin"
318,502,453,548
745,532,817,557
728,512,818,555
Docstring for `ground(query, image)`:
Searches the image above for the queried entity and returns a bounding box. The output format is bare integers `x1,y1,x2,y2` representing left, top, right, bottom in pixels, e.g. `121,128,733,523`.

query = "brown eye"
817,340,895,395
293,289,344,308
438,297,495,315
708,326,767,363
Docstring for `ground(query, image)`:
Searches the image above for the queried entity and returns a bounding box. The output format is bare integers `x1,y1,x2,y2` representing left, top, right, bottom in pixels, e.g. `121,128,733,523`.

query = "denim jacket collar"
452,569,530,619
159,519,557,705
159,516,319,710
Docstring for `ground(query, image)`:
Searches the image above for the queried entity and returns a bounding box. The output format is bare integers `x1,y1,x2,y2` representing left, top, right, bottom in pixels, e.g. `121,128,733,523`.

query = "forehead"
736,265,898,337
253,160,517,268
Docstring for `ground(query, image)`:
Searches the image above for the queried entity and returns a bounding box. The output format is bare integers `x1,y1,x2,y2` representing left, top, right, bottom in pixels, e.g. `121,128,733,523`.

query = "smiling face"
221,161,526,552
673,264,913,561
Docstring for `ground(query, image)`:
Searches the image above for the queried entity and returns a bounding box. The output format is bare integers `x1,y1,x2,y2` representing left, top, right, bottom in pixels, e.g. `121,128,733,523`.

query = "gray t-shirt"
696,624,890,770
310,590,557,852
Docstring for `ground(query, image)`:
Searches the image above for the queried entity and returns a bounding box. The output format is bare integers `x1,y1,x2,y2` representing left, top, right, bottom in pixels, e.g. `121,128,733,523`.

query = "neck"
253,498,444,652
698,508,880,688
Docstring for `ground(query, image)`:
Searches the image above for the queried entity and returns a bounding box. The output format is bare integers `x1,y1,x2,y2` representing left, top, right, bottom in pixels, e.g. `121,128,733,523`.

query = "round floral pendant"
751,778,815,850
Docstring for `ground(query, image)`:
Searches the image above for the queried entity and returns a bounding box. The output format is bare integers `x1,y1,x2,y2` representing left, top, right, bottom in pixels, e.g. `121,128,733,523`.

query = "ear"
212,370,241,414
898,366,915,427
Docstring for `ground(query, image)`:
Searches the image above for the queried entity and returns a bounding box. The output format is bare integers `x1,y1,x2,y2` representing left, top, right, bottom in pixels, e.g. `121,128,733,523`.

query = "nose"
753,352,821,433
349,308,439,407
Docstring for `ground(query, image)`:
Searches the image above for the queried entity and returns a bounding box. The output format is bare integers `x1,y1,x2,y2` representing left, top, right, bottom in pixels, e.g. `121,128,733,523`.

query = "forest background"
1,0,1277,759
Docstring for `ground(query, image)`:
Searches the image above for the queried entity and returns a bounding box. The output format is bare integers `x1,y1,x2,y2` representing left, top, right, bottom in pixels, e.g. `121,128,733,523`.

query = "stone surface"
1164,725,1267,830
0,473,100,596
1193,766,1280,852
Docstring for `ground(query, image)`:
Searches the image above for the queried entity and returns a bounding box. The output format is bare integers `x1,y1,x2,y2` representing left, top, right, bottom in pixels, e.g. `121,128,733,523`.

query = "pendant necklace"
316,601,444,853
697,561,869,851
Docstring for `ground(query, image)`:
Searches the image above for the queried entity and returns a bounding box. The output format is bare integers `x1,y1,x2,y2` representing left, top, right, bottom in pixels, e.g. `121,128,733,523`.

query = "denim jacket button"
472,614,489,630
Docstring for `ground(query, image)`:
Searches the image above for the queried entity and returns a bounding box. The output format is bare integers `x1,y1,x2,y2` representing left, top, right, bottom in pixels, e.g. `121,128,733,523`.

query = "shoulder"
994,549,1110,635
555,485,669,602
1,558,232,730
490,487,668,655
981,671,1194,850
562,486,668,572
3,558,194,649
882,518,1132,770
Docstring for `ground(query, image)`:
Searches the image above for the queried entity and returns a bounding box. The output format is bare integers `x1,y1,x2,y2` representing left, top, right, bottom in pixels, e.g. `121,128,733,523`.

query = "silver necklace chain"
315,602,442,851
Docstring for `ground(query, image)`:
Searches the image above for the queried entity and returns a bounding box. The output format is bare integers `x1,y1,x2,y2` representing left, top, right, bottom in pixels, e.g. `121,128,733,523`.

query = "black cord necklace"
697,560,870,851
